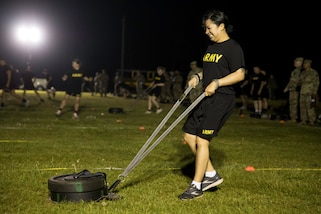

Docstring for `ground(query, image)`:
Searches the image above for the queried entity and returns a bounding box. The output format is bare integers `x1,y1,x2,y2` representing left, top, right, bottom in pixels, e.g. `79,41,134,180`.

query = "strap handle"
73,169,106,180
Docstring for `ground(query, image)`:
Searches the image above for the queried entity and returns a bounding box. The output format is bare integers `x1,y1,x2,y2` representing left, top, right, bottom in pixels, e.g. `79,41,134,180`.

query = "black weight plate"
48,173,105,193
50,189,105,202
108,107,124,114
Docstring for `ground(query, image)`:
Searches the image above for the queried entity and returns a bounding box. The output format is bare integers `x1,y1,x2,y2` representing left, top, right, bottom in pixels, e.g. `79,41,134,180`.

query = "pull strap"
73,169,106,180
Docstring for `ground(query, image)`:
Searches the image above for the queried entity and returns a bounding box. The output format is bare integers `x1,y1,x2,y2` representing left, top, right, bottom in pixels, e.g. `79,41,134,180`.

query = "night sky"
0,0,320,94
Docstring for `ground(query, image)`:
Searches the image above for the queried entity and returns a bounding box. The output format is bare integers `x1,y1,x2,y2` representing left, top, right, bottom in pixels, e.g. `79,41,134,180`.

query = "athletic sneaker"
156,108,163,114
73,112,79,119
145,110,152,114
201,173,224,191
178,184,203,200
55,109,62,116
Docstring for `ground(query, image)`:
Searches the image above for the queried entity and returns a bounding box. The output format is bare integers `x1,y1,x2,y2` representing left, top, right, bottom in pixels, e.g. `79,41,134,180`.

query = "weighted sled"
48,170,107,202
108,107,124,114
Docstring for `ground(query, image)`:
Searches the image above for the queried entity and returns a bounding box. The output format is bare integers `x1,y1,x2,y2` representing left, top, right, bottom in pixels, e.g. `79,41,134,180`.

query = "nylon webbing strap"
119,86,193,179
119,91,206,180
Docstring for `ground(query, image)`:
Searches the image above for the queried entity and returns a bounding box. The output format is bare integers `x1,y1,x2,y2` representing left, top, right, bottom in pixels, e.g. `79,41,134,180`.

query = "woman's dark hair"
202,9,233,33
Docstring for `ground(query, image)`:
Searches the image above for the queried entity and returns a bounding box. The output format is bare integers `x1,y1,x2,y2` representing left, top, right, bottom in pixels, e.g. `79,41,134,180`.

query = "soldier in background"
237,68,250,110
250,66,265,117
145,66,165,114
186,61,203,103
161,69,173,103
267,73,278,100
42,68,56,100
0,58,29,107
99,69,109,97
299,59,320,126
113,72,121,96
93,72,101,95
20,65,44,103
283,57,304,123
172,70,184,101
133,70,145,99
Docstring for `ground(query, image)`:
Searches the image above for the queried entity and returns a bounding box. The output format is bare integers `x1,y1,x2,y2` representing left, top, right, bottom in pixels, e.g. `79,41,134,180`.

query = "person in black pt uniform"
236,68,250,110
0,58,29,107
55,58,92,119
42,68,56,100
178,9,245,200
145,66,166,114
20,65,44,103
250,66,265,117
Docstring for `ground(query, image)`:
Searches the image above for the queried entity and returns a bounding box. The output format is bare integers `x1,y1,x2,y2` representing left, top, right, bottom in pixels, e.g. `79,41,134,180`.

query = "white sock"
205,170,216,178
191,181,201,190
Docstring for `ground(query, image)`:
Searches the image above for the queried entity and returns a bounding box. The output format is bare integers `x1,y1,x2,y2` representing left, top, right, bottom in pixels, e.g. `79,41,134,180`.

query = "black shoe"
178,184,203,200
201,173,224,191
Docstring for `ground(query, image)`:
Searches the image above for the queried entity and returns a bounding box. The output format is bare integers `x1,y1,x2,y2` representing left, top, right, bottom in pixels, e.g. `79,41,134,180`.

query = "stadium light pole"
16,24,43,67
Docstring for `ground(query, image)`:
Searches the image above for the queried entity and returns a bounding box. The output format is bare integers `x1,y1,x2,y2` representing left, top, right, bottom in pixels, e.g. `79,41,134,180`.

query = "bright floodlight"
16,25,43,44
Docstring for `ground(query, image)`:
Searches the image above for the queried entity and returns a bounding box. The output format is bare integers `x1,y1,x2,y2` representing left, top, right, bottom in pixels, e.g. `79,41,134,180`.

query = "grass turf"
0,90,321,214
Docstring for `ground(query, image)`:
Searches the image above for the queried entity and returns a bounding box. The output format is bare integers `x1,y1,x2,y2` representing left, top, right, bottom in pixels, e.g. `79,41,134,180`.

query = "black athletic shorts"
251,92,261,100
261,87,269,99
182,93,235,141
23,82,35,90
66,86,81,97
148,86,162,97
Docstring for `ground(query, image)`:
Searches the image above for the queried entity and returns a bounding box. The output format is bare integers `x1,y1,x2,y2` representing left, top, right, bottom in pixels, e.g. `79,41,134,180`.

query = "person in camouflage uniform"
172,70,184,101
133,70,145,99
299,59,320,125
186,61,203,103
283,57,304,122
161,69,173,103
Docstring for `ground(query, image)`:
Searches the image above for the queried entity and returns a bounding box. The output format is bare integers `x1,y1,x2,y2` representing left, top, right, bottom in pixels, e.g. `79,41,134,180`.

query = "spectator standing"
113,72,121,96
186,61,203,103
283,57,304,123
55,58,91,119
260,69,269,113
179,9,245,200
250,66,265,117
99,69,109,97
0,58,29,107
237,68,250,110
161,69,173,103
172,70,184,101
93,72,101,95
299,59,319,125
145,66,165,114
20,65,44,103
133,70,145,99
267,73,277,100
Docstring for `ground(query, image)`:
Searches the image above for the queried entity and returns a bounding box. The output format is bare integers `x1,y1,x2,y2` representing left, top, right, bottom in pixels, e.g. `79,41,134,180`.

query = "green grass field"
1,90,321,214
